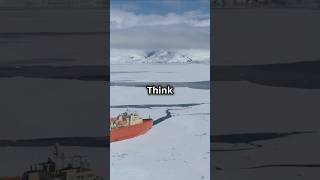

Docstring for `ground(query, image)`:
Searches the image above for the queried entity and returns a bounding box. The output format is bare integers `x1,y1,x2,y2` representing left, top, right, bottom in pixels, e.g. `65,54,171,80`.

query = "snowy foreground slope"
110,64,210,180
111,105,210,180
111,49,209,64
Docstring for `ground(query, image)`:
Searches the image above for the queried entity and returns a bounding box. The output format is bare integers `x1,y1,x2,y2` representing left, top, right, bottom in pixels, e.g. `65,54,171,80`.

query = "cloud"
111,10,209,29
110,2,141,12
110,9,210,50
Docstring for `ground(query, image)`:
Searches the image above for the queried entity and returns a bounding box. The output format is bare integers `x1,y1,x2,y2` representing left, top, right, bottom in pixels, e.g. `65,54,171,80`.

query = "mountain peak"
111,49,209,64
143,50,192,64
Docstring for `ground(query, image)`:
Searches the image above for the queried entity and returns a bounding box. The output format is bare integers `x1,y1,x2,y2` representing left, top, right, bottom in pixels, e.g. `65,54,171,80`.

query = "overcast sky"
110,0,210,50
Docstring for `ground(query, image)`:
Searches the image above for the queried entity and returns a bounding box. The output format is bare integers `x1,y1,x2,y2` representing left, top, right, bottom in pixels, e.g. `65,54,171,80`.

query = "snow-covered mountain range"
111,49,209,64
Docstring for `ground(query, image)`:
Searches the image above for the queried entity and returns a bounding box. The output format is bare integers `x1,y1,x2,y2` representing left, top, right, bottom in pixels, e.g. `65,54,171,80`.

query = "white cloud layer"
110,10,210,50
111,10,209,29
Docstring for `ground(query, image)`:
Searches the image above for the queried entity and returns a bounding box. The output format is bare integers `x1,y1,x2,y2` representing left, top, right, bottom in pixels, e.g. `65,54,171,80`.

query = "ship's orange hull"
110,119,153,143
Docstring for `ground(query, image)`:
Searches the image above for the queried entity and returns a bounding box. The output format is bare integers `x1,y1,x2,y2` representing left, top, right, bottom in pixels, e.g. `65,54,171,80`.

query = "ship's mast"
61,152,65,168
53,143,61,169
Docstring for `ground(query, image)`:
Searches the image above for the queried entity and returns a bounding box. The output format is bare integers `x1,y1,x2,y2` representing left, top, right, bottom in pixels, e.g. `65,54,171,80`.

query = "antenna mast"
53,143,60,169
